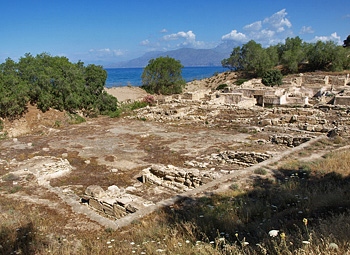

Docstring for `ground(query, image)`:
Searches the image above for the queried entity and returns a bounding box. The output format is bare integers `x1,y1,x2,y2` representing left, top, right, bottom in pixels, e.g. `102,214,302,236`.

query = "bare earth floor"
1,105,348,230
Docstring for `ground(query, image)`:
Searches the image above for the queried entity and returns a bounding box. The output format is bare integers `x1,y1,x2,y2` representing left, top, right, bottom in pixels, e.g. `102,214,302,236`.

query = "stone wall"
142,165,218,192
210,151,272,167
334,96,350,106
270,134,314,147
222,93,242,104
285,96,308,105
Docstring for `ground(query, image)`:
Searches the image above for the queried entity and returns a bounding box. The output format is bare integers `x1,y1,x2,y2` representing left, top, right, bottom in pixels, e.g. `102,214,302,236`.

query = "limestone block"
107,185,121,196
89,198,103,211
85,185,106,198
113,204,127,218
101,202,115,217
164,175,175,181
125,204,138,213
174,177,185,183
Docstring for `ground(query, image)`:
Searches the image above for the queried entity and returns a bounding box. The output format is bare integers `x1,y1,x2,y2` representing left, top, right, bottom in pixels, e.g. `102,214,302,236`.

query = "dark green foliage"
261,69,283,87
141,56,185,95
343,35,350,48
307,41,349,71
278,36,307,73
0,59,30,119
222,36,350,76
222,41,274,76
0,53,119,119
234,78,249,85
216,84,228,90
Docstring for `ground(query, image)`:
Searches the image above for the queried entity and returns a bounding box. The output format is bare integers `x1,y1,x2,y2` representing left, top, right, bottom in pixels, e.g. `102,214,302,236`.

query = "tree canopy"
0,53,118,119
343,35,350,48
222,36,350,76
141,56,185,95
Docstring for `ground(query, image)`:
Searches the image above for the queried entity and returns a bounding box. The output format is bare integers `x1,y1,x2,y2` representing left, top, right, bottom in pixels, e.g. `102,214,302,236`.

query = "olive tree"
221,40,273,76
141,56,185,95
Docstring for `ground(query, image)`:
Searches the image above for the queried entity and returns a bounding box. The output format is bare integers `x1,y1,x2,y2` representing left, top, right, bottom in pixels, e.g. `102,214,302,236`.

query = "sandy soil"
105,86,149,102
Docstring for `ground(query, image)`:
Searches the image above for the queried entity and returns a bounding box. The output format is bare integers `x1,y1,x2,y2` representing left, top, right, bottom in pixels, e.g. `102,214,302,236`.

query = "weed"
2,173,20,182
254,168,267,175
67,113,86,124
54,120,61,128
9,185,22,193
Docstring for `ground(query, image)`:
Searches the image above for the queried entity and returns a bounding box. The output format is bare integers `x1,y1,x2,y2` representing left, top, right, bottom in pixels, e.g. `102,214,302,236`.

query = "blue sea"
104,66,227,88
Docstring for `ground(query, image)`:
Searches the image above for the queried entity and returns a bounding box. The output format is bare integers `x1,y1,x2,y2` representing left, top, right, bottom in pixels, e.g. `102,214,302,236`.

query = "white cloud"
263,9,292,29
163,30,196,41
221,30,247,42
89,48,124,58
221,9,293,46
300,26,314,34
162,30,204,47
312,32,342,45
160,28,168,33
244,21,262,31
140,39,150,46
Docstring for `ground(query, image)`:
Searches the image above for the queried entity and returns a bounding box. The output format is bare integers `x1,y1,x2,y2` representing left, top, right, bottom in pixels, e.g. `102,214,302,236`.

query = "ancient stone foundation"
82,185,140,219
270,134,314,147
142,165,218,192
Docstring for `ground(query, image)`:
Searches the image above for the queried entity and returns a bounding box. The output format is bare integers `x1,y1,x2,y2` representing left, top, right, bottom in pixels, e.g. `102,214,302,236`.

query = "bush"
142,95,156,105
216,84,228,90
0,53,119,120
141,56,185,95
234,78,249,85
261,69,283,87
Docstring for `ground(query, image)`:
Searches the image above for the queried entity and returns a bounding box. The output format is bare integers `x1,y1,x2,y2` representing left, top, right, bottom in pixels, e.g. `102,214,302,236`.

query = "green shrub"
67,113,86,124
261,69,283,87
254,168,267,175
130,101,148,110
234,78,248,85
216,84,228,90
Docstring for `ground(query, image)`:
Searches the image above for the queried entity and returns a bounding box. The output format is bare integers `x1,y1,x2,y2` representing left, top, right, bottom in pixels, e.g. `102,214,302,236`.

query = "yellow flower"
303,218,308,226
280,232,286,239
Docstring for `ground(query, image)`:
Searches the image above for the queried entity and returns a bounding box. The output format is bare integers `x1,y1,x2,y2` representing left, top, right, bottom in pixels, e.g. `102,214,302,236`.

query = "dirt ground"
1,72,349,230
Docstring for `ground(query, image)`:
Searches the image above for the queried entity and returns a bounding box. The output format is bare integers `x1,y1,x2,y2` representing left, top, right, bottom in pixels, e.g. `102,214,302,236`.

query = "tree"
221,40,273,76
141,56,185,95
261,69,283,87
343,35,350,48
221,47,243,71
0,58,29,119
2,52,118,118
279,37,306,73
307,40,346,71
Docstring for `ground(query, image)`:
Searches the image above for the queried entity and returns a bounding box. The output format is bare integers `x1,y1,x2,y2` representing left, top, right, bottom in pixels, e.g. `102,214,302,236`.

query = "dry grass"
1,142,350,254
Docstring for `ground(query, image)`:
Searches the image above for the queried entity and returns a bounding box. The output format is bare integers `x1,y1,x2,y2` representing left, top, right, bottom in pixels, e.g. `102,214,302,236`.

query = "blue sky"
1,0,349,66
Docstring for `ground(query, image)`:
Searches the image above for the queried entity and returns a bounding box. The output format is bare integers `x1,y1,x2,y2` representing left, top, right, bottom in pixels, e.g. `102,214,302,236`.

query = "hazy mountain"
113,45,234,68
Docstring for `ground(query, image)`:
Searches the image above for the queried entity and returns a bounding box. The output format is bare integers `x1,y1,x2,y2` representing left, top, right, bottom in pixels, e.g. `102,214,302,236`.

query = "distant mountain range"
112,41,239,68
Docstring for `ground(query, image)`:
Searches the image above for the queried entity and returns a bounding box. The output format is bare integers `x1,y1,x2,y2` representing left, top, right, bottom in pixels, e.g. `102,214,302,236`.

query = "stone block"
89,198,103,211
85,185,106,198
